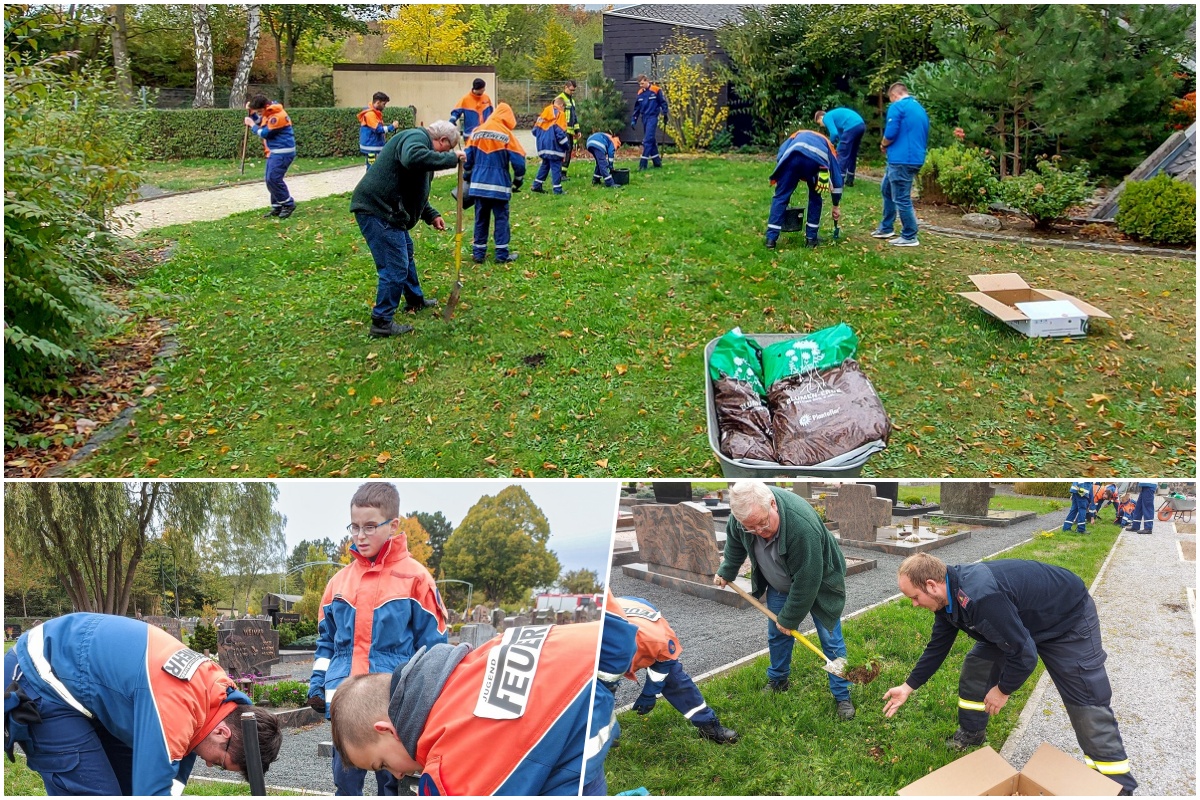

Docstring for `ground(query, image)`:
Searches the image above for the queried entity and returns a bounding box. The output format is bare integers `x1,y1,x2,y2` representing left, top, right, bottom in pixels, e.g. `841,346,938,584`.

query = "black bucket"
612,168,630,186
781,208,804,232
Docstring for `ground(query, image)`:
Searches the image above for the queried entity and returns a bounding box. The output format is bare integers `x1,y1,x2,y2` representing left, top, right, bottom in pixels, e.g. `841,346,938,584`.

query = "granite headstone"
825,483,894,542
217,619,280,678
144,616,183,642
632,502,721,582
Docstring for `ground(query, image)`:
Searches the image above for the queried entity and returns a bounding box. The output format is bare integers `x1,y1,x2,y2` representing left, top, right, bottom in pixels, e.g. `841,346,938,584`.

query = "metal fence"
495,79,594,116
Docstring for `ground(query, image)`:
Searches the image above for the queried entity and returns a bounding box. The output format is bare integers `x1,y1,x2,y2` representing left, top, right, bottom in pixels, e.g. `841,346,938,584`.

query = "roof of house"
264,592,303,603
604,4,752,30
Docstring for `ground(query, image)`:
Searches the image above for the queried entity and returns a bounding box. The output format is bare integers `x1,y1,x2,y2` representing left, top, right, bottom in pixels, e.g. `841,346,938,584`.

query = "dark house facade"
599,4,754,145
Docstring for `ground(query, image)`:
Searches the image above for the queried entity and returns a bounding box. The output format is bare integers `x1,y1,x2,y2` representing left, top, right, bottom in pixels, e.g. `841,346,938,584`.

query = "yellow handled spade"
724,579,847,676
442,160,465,322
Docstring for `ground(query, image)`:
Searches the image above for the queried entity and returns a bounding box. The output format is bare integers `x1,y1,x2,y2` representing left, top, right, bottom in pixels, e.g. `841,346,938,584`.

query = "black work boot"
277,205,295,219
403,297,439,315
495,252,519,264
263,207,281,218
836,699,856,720
762,677,789,694
947,727,987,750
697,719,739,744
764,237,777,250
369,318,414,338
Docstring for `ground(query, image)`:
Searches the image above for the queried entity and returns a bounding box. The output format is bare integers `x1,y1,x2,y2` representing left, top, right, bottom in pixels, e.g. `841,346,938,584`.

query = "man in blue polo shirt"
872,82,929,247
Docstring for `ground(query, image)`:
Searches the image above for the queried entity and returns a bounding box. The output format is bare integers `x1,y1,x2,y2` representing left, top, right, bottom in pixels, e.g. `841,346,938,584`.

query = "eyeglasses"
741,510,774,535
346,519,393,536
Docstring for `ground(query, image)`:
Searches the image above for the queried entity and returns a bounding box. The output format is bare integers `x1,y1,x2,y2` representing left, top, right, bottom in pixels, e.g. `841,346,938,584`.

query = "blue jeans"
836,123,865,180
879,162,921,239
355,212,426,322
766,153,823,244
332,744,398,796
472,198,511,259
3,650,134,795
765,586,852,701
265,152,295,210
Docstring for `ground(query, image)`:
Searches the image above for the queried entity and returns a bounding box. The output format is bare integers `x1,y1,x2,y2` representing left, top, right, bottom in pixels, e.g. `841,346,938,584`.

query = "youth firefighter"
358,91,400,170
630,75,668,170
464,101,526,264
1063,480,1094,533
764,129,844,250
532,97,570,195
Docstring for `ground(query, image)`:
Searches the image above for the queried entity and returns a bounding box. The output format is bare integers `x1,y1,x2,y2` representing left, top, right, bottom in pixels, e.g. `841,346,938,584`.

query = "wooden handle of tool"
239,124,249,175
455,160,464,235
723,579,830,660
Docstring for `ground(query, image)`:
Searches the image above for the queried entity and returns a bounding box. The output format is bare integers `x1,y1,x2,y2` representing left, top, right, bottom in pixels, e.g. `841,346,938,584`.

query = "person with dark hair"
244,93,296,218
306,482,449,794
358,91,401,170
883,553,1136,795
630,75,668,170
3,613,282,796
814,107,866,186
450,78,493,136
556,79,581,178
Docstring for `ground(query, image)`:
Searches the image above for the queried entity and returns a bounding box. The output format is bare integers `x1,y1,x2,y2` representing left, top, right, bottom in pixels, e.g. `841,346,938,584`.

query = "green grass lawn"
893,483,1068,515
3,753,300,795
75,156,1194,477
603,519,1122,795
134,156,363,193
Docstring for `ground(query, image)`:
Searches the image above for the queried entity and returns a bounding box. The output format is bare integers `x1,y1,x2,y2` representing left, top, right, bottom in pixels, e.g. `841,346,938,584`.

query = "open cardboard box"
898,743,1122,796
958,273,1112,338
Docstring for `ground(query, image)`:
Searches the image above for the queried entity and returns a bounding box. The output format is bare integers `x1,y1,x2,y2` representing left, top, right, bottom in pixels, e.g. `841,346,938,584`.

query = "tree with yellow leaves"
660,30,728,152
396,515,434,567
381,4,471,65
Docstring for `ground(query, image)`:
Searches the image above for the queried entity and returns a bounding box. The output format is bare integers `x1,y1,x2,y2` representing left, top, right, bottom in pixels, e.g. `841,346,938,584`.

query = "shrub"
660,31,729,152
4,7,146,435
1012,482,1072,498
1115,172,1196,245
918,145,998,211
276,623,296,648
262,680,308,708
997,157,1095,229
192,623,219,653
577,75,628,139
137,105,415,160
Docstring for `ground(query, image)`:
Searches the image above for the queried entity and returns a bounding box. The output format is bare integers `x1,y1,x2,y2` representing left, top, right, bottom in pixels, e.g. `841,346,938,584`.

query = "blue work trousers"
265,152,295,211
589,146,615,186
765,586,852,701
765,154,824,244
879,162,921,240
533,158,564,194
332,743,398,796
355,212,426,323
836,123,865,181
1063,493,1090,533
472,198,512,260
639,116,661,168
1127,486,1156,532
650,659,716,726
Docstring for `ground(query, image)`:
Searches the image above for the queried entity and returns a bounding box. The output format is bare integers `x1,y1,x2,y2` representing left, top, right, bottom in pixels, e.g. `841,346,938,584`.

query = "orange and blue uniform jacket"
407,622,604,795
449,92,493,135
465,102,527,200
307,534,447,713
248,102,295,157
357,106,398,156
631,83,668,125
533,104,570,160
6,613,253,796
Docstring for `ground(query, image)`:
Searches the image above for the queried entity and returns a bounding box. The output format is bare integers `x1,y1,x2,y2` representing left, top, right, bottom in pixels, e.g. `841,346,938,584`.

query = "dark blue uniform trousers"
472,197,512,261
265,152,295,211
639,116,662,169
589,146,615,187
766,153,825,245
650,659,716,727
1127,485,1156,532
1063,492,1090,533
836,123,865,182
533,158,564,194
955,596,1136,793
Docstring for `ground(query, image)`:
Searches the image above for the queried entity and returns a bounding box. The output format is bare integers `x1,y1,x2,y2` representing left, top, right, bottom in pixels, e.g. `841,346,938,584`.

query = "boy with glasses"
307,482,448,795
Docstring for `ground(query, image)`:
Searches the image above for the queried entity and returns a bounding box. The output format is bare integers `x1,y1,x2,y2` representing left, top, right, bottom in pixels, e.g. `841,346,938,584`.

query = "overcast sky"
274,479,619,578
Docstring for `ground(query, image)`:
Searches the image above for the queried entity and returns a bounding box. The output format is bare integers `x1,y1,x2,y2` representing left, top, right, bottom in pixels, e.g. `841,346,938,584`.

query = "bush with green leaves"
1012,482,1072,498
918,145,998,211
4,7,147,439
276,622,296,648
577,75,629,138
138,105,415,160
1115,172,1196,245
997,157,1095,229
191,623,219,653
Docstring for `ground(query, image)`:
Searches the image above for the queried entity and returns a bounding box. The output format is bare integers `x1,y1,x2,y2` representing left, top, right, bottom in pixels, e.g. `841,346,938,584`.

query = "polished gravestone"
217,619,280,678
940,482,1036,526
826,483,894,543
459,622,497,648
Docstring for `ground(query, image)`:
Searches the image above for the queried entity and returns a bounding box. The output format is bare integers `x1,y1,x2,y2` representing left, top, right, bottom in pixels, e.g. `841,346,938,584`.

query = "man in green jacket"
350,120,465,338
714,481,855,720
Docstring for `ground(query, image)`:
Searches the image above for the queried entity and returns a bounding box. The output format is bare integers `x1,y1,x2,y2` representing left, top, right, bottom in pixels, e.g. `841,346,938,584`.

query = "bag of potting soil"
761,323,858,388
767,358,892,466
708,328,775,461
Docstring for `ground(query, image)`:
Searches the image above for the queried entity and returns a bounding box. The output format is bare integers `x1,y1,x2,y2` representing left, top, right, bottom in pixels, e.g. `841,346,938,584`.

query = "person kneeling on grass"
586,132,621,188
330,622,607,795
349,120,465,339
882,553,1136,795
4,613,281,796
604,593,738,744
764,129,843,250
464,101,526,265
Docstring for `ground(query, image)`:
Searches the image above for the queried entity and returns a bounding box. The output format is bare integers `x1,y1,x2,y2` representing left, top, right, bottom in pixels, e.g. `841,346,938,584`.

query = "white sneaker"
888,236,919,247
870,229,897,239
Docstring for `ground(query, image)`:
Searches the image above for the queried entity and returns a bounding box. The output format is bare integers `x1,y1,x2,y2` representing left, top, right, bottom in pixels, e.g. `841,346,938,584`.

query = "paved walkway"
1001,518,1196,796
112,131,538,237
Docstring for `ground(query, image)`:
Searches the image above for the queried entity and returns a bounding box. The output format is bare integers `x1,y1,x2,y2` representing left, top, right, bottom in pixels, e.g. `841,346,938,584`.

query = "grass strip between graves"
603,520,1122,795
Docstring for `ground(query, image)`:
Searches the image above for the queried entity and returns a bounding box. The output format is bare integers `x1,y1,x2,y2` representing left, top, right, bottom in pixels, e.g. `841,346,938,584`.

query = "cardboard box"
958,273,1112,338
897,743,1123,796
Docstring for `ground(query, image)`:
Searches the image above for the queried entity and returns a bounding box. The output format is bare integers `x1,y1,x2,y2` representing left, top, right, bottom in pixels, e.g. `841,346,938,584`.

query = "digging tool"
723,579,847,676
442,160,465,322
239,123,249,176
240,711,266,796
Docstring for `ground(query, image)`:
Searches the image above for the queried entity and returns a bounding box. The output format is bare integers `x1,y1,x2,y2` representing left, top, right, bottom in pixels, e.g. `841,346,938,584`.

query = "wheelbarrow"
1157,494,1195,522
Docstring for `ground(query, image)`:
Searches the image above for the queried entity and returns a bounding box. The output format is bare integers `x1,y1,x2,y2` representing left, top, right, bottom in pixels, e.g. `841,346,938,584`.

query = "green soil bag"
709,328,775,461
761,323,858,388
707,327,767,395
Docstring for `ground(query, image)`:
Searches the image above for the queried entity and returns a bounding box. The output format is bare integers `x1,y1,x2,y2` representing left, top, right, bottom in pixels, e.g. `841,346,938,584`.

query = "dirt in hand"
841,660,882,685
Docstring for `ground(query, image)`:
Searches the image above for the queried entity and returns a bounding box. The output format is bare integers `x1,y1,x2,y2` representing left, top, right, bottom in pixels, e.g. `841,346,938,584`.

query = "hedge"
137,105,416,160
1012,482,1072,498
1115,172,1196,245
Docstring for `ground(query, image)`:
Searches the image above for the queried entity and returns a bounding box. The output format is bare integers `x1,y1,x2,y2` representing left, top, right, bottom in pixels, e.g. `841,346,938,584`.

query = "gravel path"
113,131,538,238
1000,518,1197,796
608,509,1058,709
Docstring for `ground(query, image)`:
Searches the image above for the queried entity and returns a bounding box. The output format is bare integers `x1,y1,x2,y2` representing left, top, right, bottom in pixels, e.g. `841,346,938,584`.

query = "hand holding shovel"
721,578,848,677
